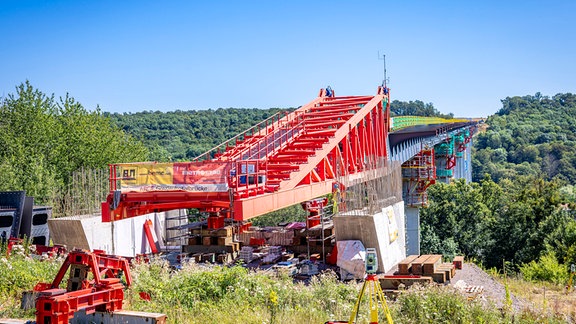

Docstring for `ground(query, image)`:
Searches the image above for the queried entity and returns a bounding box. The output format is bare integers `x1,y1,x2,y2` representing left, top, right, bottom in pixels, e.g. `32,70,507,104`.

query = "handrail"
244,116,308,161
192,110,293,161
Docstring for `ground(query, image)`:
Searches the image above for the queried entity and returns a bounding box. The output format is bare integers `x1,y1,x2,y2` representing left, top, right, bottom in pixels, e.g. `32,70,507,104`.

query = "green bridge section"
390,116,471,131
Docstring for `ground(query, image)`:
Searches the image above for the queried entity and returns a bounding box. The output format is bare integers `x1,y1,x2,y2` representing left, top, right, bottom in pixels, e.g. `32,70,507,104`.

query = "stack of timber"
238,226,295,246
183,225,240,263
380,254,458,289
452,255,464,269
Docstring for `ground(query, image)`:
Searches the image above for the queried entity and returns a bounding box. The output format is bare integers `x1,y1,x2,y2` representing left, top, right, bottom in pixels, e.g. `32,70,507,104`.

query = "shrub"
519,252,568,284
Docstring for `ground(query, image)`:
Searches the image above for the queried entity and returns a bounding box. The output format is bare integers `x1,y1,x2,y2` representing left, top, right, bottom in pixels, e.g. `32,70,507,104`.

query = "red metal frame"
402,147,436,207
34,249,132,324
143,219,159,254
103,86,391,223
446,155,457,170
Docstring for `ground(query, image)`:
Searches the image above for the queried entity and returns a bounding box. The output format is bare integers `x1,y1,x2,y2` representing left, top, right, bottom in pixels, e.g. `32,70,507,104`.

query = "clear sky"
1,1,574,117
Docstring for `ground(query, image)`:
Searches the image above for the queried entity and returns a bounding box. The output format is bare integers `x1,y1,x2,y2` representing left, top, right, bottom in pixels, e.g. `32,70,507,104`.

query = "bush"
519,252,568,284
391,284,502,323
0,253,61,319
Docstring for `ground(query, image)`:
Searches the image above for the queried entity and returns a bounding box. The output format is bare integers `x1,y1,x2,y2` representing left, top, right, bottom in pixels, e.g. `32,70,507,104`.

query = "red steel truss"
103,86,391,223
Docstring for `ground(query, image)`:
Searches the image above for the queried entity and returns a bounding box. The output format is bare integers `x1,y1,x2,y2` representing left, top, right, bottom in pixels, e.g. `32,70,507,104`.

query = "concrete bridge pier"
405,206,420,255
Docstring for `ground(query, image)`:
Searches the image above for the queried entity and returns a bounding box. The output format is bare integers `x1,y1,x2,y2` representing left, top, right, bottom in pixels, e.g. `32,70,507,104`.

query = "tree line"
0,82,147,214
422,92,576,279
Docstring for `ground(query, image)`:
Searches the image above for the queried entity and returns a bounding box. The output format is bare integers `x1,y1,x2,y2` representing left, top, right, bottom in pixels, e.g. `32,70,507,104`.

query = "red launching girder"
104,86,390,222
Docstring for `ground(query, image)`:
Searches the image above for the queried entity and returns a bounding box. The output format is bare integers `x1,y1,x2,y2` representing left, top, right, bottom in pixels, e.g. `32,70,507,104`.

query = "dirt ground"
450,262,526,312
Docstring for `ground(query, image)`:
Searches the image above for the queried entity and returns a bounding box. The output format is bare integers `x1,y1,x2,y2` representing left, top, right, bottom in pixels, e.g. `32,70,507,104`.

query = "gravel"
450,262,526,312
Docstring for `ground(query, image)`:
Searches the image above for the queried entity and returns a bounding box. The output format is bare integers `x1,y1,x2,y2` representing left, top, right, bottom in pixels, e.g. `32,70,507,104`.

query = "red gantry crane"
102,86,391,228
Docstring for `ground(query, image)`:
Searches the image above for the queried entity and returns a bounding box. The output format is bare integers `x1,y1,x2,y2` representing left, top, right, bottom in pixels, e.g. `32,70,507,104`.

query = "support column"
465,138,473,182
405,206,420,255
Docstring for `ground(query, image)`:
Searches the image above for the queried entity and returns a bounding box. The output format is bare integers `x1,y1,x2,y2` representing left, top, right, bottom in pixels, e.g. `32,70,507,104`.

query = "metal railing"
390,116,470,131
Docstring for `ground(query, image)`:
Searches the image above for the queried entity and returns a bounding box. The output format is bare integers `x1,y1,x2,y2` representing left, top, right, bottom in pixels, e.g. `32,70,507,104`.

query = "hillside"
473,93,576,184
107,108,285,161
420,92,576,282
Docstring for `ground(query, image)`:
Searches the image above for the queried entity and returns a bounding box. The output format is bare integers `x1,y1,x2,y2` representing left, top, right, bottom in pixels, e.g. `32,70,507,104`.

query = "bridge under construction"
93,85,478,272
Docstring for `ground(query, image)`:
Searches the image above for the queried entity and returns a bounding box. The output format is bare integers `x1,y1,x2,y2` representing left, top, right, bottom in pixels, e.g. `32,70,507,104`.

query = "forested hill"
108,99,451,162
473,93,576,183
107,108,285,161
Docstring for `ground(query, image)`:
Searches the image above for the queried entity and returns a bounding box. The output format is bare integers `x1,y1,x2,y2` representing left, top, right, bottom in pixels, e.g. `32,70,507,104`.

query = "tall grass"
0,254,572,323
0,251,62,319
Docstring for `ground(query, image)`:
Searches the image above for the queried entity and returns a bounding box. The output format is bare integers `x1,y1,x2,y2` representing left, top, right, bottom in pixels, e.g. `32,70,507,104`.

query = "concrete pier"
405,207,420,255
333,201,406,273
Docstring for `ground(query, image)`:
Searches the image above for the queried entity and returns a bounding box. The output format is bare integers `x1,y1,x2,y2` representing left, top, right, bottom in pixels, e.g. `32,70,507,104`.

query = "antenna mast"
378,51,388,88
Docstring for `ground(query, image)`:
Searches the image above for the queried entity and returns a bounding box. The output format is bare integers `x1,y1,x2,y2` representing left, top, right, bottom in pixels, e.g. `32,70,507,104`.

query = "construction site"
0,85,483,324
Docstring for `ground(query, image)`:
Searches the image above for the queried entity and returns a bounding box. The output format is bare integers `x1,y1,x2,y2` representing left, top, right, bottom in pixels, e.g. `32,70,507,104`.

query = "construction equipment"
348,248,393,324
566,263,575,294
102,86,392,224
346,273,394,324
326,248,393,324
33,249,132,324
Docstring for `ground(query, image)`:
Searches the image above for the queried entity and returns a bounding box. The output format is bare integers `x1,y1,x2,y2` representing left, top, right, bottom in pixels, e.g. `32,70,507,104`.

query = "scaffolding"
303,198,335,263
402,145,436,207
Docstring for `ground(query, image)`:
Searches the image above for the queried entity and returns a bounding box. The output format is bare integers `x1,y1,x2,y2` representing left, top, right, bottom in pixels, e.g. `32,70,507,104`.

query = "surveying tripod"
348,274,393,324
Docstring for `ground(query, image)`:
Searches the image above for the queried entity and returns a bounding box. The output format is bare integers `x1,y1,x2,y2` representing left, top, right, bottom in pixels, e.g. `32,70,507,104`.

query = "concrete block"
334,201,406,273
48,212,173,257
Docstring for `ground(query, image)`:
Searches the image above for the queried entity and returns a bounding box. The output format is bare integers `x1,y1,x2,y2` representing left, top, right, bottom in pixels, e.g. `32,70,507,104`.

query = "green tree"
0,81,148,208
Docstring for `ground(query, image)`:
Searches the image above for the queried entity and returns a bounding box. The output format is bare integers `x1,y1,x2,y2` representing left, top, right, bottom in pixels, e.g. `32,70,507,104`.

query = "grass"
500,276,576,322
1,251,574,323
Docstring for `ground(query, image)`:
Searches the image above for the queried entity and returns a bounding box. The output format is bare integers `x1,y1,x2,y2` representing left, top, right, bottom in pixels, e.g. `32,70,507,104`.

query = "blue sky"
1,1,574,117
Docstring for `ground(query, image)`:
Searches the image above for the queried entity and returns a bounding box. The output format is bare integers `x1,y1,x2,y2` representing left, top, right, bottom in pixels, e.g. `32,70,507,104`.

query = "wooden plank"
440,262,456,278
397,255,420,275
202,236,213,246
214,226,233,237
453,255,464,269
379,275,433,289
411,255,432,275
217,253,232,263
217,236,232,245
183,244,236,254
431,271,446,283
72,309,167,324
422,254,442,275
188,236,200,245
437,265,452,280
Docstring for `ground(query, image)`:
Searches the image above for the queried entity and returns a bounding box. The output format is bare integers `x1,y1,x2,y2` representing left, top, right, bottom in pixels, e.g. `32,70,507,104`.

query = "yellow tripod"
348,274,393,324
